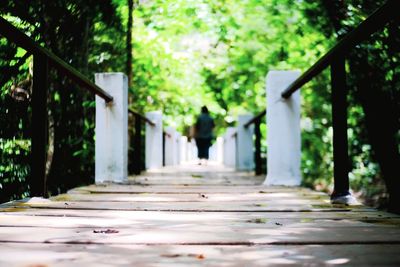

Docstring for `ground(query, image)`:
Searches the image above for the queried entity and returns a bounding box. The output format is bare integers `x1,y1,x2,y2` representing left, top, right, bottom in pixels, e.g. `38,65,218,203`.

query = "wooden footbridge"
1,162,400,266
1,1,400,266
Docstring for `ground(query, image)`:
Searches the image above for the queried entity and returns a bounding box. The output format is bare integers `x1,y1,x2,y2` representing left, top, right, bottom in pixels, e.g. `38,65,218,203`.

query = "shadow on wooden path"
1,161,400,266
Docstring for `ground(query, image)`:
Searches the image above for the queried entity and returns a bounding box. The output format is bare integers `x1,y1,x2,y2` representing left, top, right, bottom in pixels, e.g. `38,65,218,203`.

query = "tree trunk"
126,0,133,89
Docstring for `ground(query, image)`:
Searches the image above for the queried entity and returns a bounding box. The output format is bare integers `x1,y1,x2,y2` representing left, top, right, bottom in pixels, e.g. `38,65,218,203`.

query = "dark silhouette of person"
194,106,215,164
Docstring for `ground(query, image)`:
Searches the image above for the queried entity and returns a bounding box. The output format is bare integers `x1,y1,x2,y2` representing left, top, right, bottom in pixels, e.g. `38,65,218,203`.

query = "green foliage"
300,73,334,191
128,0,329,135
0,138,30,202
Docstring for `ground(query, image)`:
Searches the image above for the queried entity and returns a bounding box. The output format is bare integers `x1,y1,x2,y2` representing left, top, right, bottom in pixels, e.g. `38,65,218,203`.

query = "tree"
127,0,134,88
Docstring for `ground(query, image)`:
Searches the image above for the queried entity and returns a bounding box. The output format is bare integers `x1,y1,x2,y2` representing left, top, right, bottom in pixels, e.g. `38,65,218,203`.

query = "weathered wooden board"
1,199,372,212
1,224,400,244
0,243,400,267
128,177,265,185
129,165,265,185
69,185,316,194
1,212,400,228
50,192,331,203
0,243,399,267
1,208,397,220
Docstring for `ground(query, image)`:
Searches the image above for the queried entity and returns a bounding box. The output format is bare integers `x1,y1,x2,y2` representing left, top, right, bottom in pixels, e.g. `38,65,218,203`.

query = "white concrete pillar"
264,70,301,186
223,127,236,168
216,137,224,163
190,139,197,161
95,73,128,183
165,126,177,166
145,111,163,169
180,136,188,162
175,132,181,164
237,114,254,171
223,133,228,166
209,143,217,161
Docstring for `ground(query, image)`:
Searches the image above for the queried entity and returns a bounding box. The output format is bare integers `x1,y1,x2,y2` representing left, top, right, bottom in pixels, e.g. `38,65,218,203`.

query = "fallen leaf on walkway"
93,229,119,234
188,253,205,259
161,254,181,258
246,218,268,224
161,253,205,259
196,254,205,259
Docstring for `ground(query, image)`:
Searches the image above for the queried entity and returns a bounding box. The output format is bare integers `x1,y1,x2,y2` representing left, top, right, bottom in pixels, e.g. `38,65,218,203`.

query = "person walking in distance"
194,106,215,165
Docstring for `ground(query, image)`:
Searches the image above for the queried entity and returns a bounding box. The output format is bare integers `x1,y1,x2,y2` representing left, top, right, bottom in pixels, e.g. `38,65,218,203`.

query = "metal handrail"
163,131,172,138
128,108,154,175
281,0,397,99
240,109,266,175
128,108,155,126
0,16,115,196
278,0,398,201
244,109,266,128
0,16,113,103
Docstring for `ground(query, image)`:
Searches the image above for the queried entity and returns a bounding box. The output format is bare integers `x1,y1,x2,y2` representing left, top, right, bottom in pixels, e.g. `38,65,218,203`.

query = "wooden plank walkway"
1,162,400,266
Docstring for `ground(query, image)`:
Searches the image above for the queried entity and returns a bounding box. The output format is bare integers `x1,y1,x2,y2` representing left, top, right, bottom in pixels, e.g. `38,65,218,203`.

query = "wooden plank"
0,225,400,244
68,185,331,194
128,176,265,185
49,192,331,203
1,212,399,229
0,209,397,221
1,199,372,212
0,243,398,267
0,243,400,267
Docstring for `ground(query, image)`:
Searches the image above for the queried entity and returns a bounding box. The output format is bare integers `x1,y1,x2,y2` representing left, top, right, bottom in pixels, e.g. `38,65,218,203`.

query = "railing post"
180,136,188,162
175,132,181,165
209,143,215,161
165,126,177,166
95,73,128,183
237,114,254,171
145,111,163,169
223,127,236,168
254,118,262,175
30,54,49,197
264,70,301,186
216,137,224,163
162,131,166,166
188,138,197,162
133,114,142,175
330,58,356,204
